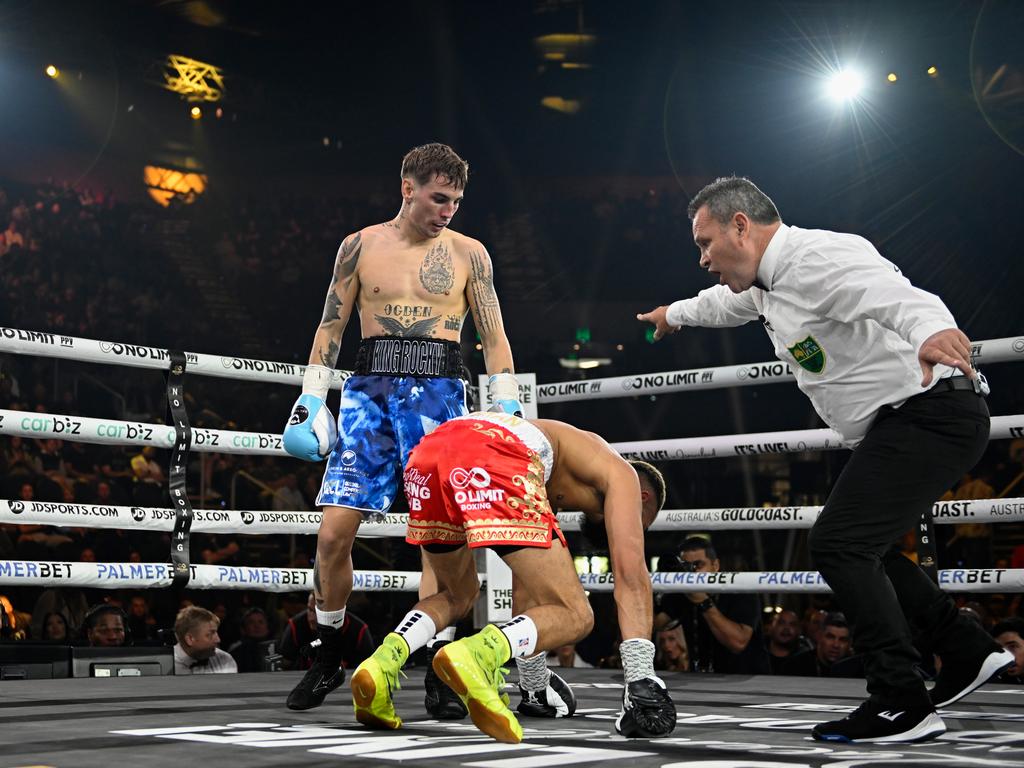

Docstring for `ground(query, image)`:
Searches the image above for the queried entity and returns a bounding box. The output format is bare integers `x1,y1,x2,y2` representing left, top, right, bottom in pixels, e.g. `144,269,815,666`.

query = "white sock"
394,610,437,655
620,638,656,683
427,626,457,648
499,615,538,659
515,652,551,691
315,606,346,629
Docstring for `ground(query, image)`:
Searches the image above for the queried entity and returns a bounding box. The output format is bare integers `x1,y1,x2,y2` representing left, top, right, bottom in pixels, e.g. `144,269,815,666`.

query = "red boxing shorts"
404,413,564,549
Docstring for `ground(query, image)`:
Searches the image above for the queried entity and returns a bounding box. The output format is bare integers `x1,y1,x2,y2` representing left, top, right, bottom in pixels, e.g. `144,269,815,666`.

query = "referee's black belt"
929,375,985,397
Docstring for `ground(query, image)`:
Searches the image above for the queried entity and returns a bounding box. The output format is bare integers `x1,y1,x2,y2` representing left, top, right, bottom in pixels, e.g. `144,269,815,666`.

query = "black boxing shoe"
615,676,677,738
424,642,468,719
811,698,945,743
930,647,1015,708
517,670,576,718
286,659,345,710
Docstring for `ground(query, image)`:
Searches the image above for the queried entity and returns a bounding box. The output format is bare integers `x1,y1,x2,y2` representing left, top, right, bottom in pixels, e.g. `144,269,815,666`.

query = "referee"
639,176,1013,744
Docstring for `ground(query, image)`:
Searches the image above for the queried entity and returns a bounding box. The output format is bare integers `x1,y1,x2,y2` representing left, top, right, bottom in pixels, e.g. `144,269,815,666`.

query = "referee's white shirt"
174,643,238,674
666,223,958,446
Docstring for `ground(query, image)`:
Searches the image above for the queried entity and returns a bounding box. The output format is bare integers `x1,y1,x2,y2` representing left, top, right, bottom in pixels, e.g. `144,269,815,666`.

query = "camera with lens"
657,551,697,573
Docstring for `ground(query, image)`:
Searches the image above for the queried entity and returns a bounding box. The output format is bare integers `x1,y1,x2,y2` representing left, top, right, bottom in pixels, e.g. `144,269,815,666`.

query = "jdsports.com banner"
2,498,1022,534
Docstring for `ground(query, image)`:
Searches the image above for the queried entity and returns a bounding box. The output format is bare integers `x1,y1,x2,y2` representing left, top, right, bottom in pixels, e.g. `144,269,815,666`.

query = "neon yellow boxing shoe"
351,632,408,729
432,624,523,744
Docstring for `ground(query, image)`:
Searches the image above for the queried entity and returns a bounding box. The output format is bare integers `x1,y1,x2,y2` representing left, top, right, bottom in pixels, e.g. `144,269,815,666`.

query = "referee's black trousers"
808,387,997,705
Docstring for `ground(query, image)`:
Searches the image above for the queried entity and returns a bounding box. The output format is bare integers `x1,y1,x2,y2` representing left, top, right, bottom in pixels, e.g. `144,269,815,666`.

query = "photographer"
655,536,770,674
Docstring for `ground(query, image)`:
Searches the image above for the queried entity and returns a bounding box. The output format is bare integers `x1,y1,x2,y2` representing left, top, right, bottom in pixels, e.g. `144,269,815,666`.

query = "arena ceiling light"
826,68,864,102
559,357,611,369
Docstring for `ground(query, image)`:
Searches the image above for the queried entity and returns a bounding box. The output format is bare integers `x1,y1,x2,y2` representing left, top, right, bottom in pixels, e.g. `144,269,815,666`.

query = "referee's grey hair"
687,176,781,225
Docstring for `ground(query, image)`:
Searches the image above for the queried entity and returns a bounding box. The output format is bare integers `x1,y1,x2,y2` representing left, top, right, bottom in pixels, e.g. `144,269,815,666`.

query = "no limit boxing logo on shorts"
449,467,491,489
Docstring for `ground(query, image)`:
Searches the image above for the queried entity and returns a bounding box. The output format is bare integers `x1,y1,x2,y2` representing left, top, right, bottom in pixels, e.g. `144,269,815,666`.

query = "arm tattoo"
469,250,501,339
319,339,339,368
320,233,362,325
375,314,441,337
419,241,455,294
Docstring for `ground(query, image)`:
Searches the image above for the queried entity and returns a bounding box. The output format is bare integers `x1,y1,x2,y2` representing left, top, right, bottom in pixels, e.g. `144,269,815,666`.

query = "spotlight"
826,69,864,102
215,107,223,119
927,66,938,77
45,65,58,78
887,72,898,83
190,106,202,120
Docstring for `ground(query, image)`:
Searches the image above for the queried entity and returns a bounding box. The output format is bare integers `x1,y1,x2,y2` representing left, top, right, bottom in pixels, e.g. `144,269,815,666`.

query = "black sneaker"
286,660,345,710
517,670,576,718
424,642,467,720
812,699,945,743
615,676,677,738
930,648,1015,708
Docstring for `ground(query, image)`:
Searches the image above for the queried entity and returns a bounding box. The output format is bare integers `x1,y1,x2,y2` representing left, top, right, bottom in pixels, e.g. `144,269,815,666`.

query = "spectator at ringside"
765,609,811,673
273,473,308,512
82,604,129,647
278,592,373,671
780,612,864,678
992,617,1024,685
656,536,771,674
228,607,273,672
655,619,690,673
126,594,157,643
31,588,89,640
803,608,827,647
173,605,237,674
40,611,70,643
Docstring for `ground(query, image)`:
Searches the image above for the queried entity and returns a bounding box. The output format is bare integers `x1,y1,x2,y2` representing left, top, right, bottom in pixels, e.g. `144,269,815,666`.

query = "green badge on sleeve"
787,335,826,374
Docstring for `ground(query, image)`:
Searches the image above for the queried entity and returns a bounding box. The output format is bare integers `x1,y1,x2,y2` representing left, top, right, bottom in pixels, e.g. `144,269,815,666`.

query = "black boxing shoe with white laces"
516,670,576,718
811,698,945,743
615,676,677,738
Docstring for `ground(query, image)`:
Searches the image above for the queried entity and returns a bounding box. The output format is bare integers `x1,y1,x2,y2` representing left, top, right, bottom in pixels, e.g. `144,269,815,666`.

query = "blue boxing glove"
487,373,524,417
283,364,338,462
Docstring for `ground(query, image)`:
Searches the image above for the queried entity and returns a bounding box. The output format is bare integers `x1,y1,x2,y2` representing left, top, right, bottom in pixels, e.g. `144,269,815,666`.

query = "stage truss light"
161,54,225,102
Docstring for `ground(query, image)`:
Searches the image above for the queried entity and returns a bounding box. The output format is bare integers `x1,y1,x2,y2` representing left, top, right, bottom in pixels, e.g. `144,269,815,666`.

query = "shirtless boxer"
350,412,676,744
282,144,523,711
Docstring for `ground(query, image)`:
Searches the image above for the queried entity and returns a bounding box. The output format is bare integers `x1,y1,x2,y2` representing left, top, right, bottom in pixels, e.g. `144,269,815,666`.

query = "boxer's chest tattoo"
420,242,455,295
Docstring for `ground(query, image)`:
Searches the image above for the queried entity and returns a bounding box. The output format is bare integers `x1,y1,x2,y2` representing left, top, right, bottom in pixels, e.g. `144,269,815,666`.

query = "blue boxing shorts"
316,337,468,518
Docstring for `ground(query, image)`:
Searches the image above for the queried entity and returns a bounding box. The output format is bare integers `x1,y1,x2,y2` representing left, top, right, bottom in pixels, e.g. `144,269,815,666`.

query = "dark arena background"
1,1,1024,767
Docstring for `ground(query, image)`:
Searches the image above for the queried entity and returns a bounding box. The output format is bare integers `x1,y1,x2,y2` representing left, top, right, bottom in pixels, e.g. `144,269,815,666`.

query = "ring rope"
536,336,1024,402
0,559,1016,595
1,497,1021,535
0,327,350,389
611,415,1024,461
0,561,421,593
3,407,1022,462
0,408,285,455
2,326,1020,400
